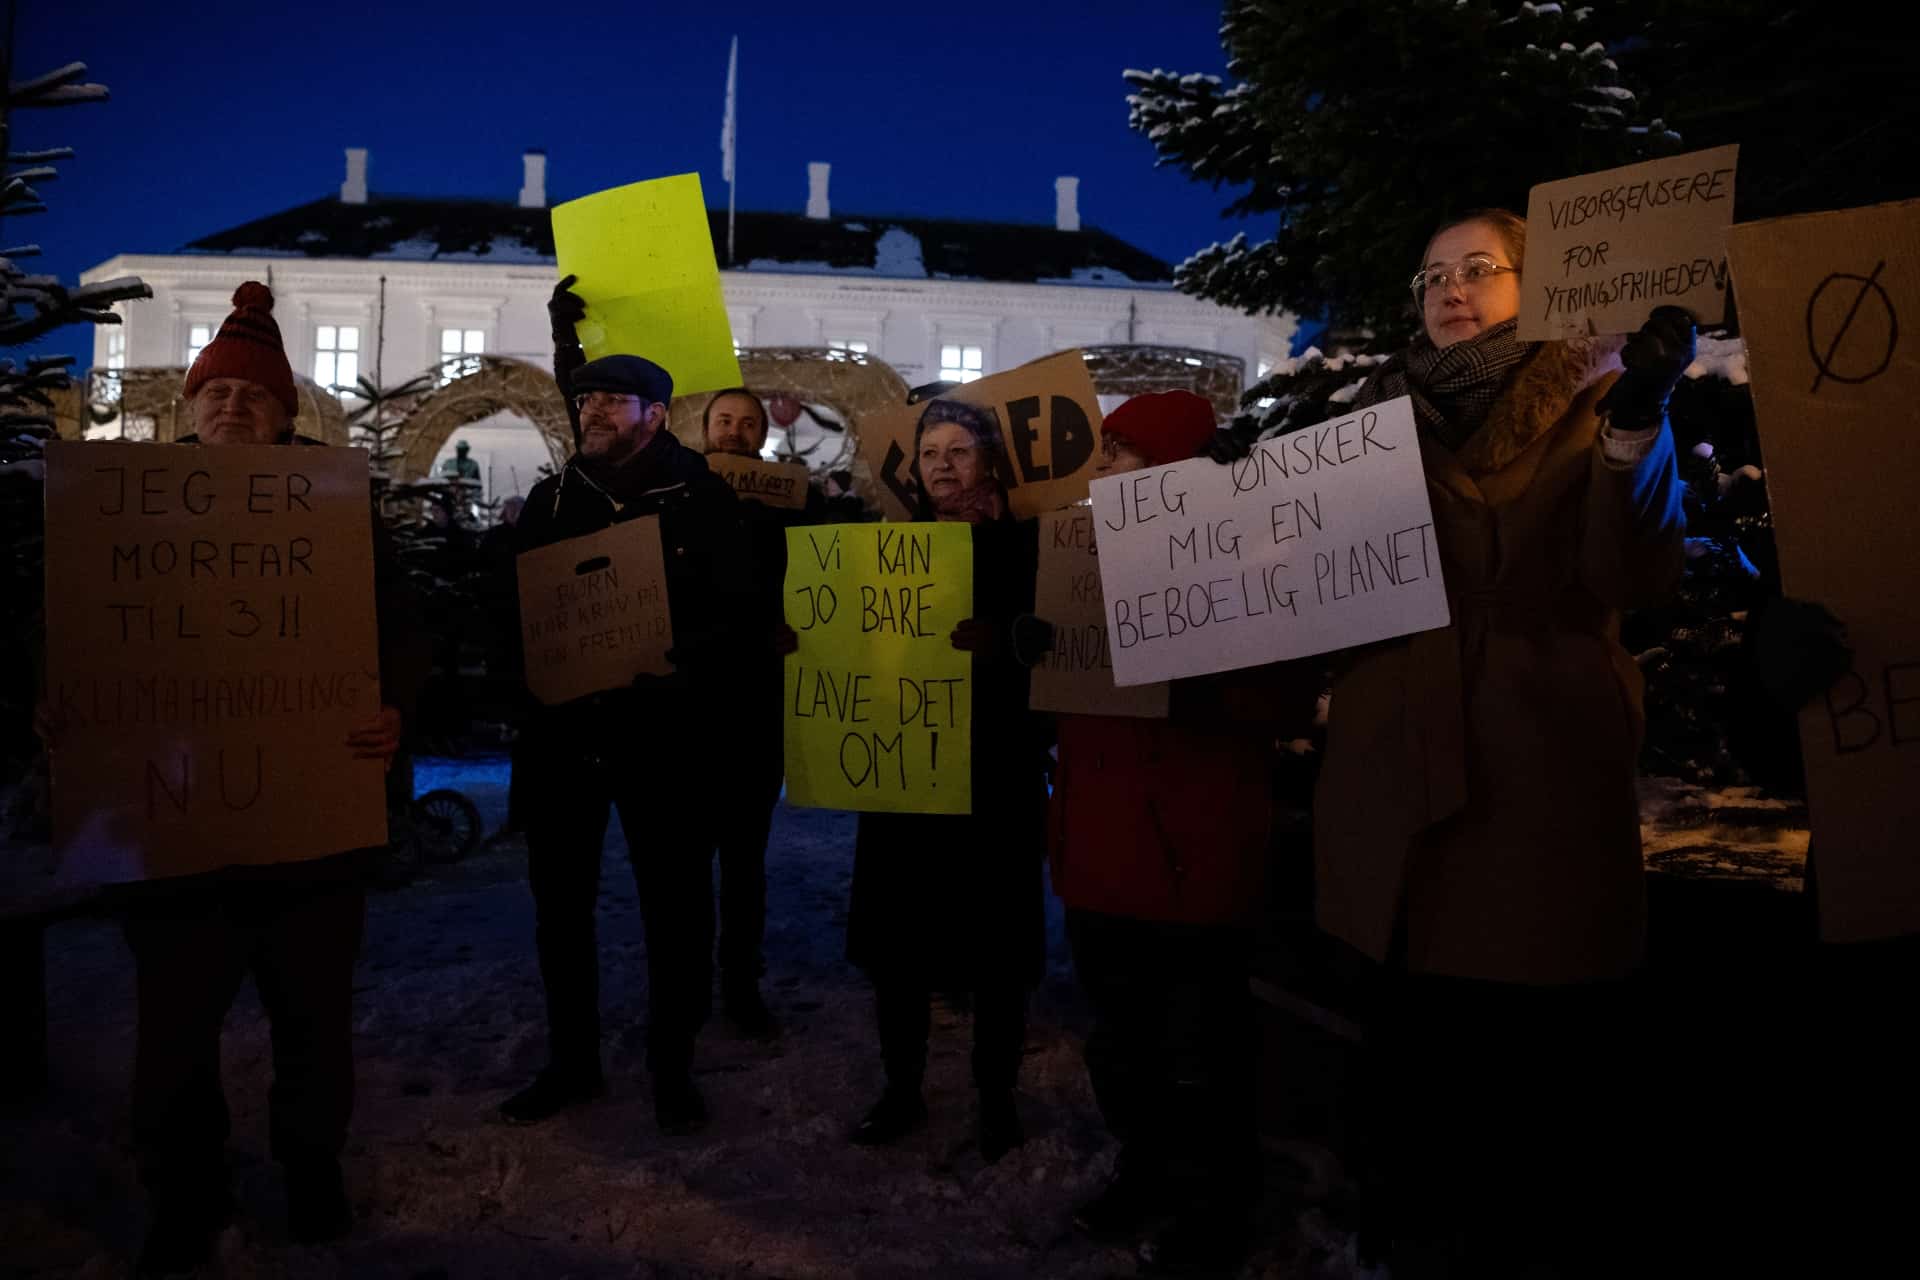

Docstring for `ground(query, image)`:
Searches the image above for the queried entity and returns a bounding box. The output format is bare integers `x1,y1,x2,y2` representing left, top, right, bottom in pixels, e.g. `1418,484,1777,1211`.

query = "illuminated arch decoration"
1080,344,1247,421
391,355,573,483
668,347,910,511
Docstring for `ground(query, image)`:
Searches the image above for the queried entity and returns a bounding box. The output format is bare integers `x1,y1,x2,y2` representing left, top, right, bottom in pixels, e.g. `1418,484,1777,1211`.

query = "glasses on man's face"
1411,254,1518,304
572,391,643,414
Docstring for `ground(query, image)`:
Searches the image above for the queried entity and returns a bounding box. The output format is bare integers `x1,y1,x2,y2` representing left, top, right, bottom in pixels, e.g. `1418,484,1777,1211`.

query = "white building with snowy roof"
80,149,1295,498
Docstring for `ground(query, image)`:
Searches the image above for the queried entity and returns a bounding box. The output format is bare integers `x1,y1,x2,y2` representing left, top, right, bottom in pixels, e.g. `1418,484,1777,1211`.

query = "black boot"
138,1183,233,1276
499,1065,606,1125
286,1155,352,1244
723,977,779,1040
978,1090,1025,1163
850,1086,927,1146
654,1072,709,1136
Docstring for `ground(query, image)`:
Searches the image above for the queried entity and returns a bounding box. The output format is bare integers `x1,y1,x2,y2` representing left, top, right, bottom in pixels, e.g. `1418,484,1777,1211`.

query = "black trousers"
122,875,365,1207
713,749,782,983
524,753,714,1080
1066,909,1260,1211
874,977,1027,1095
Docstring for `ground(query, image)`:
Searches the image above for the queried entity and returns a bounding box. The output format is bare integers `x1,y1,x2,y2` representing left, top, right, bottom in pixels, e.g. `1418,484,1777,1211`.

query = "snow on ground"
3,759,1366,1279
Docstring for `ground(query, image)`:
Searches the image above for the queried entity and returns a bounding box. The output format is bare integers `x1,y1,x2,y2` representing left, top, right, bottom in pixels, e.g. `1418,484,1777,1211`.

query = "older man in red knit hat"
116,283,426,1273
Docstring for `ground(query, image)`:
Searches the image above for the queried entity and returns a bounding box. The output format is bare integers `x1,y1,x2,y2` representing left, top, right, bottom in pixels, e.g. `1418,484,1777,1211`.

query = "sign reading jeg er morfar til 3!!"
1092,396,1450,685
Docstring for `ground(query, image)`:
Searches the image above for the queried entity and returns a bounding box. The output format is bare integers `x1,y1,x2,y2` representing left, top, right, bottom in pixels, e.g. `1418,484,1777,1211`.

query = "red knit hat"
182,282,299,417
1102,390,1217,467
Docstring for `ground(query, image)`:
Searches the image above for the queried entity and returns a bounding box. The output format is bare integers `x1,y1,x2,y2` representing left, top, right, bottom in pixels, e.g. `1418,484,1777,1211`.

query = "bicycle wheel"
412,788,483,864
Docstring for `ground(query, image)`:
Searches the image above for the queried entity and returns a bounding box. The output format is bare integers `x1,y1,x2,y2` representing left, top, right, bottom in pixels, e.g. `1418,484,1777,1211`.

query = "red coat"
1048,668,1317,926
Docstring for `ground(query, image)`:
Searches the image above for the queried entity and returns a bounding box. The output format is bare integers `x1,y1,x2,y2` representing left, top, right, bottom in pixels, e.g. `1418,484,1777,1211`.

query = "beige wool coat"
1314,336,1685,985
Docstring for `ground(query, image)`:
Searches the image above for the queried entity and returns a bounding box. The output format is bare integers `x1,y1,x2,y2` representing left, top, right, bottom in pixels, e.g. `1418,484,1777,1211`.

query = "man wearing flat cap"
496,275,750,1134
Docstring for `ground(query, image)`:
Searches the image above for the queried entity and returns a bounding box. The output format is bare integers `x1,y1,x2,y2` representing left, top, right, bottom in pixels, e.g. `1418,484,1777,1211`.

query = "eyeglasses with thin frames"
1412,254,1518,304
572,391,644,414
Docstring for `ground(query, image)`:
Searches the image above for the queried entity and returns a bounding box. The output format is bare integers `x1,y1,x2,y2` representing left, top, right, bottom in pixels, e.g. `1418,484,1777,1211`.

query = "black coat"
847,518,1049,990
509,430,752,752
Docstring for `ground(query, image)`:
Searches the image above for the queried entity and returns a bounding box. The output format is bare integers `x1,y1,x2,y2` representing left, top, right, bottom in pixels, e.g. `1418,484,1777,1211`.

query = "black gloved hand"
1009,614,1056,668
549,273,587,346
1597,305,1697,429
1202,425,1254,464
1749,596,1852,711
949,617,1001,659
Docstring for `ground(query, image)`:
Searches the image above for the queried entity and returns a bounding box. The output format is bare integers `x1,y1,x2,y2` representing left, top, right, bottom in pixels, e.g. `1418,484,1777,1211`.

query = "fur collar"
1454,334,1623,477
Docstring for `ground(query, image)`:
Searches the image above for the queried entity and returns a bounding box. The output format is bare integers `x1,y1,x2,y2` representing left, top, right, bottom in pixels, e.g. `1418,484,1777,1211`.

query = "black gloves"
1749,596,1852,711
1010,614,1056,668
549,273,586,347
1597,304,1697,429
1201,423,1255,464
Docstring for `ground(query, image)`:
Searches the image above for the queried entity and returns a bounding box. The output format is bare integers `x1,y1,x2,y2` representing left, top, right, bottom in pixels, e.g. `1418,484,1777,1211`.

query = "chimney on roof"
1054,176,1080,233
806,162,831,220
341,147,368,204
519,149,547,208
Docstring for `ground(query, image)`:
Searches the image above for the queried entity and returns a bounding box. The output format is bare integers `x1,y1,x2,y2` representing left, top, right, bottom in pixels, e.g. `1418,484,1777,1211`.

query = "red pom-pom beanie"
1101,390,1218,467
182,282,299,417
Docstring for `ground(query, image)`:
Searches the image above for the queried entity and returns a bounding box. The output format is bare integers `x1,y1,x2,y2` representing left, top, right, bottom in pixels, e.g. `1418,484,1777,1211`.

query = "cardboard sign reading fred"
1521,144,1739,340
859,351,1104,522
1726,198,1920,944
784,523,973,814
1031,506,1169,718
40,441,385,888
516,517,674,705
551,172,743,397
1093,397,1450,685
706,453,811,511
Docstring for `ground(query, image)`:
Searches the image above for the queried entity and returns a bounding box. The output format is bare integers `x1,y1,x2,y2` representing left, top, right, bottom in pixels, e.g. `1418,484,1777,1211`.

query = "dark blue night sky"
15,0,1250,317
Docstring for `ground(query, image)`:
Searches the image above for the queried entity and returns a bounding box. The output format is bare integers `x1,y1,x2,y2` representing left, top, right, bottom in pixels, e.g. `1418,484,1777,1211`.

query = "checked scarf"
1352,318,1533,452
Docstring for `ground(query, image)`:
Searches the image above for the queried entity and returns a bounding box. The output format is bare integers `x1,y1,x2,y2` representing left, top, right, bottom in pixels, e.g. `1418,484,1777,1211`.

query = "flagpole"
722,35,738,266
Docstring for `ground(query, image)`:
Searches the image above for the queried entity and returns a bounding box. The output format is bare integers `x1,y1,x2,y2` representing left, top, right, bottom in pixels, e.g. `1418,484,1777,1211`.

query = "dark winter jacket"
509,429,752,750
847,517,1050,989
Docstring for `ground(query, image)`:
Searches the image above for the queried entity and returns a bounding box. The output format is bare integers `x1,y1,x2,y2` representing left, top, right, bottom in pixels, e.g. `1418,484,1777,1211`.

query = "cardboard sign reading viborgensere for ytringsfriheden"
1520,144,1739,340
39,441,386,889
516,517,674,705
1727,198,1920,945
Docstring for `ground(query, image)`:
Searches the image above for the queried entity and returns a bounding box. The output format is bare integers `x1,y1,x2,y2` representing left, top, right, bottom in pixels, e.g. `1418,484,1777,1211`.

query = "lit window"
828,337,869,356
105,328,127,371
439,327,485,383
185,323,214,367
313,324,361,395
939,343,984,383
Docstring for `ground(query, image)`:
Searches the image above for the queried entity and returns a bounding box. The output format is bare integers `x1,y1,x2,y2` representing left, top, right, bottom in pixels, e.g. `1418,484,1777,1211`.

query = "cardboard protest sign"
551,172,743,397
1520,144,1739,340
706,453,810,510
783,523,973,814
1031,505,1169,718
858,351,1105,522
1726,199,1920,943
40,441,385,887
516,517,674,705
1092,396,1449,685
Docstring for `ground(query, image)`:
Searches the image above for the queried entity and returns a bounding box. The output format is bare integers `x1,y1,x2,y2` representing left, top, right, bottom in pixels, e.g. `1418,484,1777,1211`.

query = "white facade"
82,198,1294,498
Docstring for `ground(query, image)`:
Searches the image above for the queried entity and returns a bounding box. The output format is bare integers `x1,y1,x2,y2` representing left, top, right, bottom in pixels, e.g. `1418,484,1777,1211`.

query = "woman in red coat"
1049,391,1317,1274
